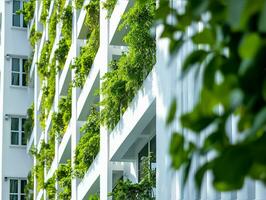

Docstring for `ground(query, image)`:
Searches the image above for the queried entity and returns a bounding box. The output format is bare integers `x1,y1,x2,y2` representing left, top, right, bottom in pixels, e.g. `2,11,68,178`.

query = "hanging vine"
24,103,34,140
72,0,100,87
56,160,72,199
41,0,52,24
102,0,117,18
74,107,100,178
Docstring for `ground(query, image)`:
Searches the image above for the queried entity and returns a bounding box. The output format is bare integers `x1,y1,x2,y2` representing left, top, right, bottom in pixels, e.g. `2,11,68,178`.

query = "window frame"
10,117,27,146
9,179,26,200
12,0,27,28
11,57,27,87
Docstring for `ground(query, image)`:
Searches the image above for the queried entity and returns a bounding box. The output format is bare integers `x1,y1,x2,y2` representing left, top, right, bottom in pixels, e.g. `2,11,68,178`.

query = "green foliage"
56,160,72,200
75,0,85,9
88,194,100,200
74,107,100,178
102,0,117,18
157,0,266,192
55,5,72,70
48,7,57,50
39,59,56,130
17,0,35,23
25,170,34,200
41,0,51,24
109,156,155,200
24,53,34,85
44,176,56,200
52,86,72,138
100,0,156,130
24,103,34,140
29,25,42,47
72,0,99,87
38,41,51,82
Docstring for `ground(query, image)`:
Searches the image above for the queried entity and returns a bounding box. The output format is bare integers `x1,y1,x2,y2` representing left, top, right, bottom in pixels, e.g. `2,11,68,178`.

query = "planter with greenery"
100,0,156,130
72,0,99,87
74,107,100,178
29,25,42,48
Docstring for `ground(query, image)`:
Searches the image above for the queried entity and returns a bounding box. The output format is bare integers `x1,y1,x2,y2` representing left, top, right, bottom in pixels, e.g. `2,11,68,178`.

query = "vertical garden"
22,0,156,199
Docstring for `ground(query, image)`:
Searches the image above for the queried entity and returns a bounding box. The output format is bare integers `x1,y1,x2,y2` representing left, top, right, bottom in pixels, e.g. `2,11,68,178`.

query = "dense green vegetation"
74,107,100,178
24,103,34,140
100,0,156,130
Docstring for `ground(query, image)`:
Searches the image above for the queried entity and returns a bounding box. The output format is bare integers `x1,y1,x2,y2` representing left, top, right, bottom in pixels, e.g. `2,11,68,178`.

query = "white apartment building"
0,0,266,200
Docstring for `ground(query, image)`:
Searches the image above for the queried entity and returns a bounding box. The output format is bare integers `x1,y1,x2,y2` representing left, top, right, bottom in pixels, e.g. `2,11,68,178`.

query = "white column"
100,1,112,199
71,2,78,200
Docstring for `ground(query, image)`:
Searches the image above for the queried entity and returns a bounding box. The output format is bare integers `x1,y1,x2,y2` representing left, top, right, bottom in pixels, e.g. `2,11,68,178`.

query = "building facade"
0,0,266,200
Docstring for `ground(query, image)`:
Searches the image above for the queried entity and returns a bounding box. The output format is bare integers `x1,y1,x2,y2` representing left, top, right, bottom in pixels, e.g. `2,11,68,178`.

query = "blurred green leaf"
192,28,215,46
166,98,177,125
239,33,262,59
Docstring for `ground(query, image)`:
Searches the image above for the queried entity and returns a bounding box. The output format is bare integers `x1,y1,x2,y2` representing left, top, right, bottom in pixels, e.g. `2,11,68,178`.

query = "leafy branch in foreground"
157,0,266,191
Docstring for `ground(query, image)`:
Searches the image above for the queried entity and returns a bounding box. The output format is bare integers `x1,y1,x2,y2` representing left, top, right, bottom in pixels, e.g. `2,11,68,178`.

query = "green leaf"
182,50,208,75
259,1,266,32
239,33,262,59
166,98,177,125
195,162,209,189
192,28,215,46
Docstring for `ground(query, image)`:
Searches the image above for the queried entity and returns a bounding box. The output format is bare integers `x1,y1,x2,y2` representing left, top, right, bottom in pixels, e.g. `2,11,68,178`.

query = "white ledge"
77,0,91,39
46,157,57,181
36,189,44,200
58,120,72,163
59,43,73,96
26,126,35,153
109,70,156,161
77,49,100,120
37,89,43,111
109,0,132,45
77,154,100,200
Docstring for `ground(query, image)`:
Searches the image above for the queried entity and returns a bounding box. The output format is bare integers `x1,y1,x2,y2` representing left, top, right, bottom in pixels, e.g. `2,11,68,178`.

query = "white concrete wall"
0,1,33,200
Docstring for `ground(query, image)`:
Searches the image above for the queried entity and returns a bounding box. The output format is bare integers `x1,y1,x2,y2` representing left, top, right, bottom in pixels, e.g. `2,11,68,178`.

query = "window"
138,136,156,181
9,179,26,200
11,117,26,146
12,0,26,28
11,58,27,87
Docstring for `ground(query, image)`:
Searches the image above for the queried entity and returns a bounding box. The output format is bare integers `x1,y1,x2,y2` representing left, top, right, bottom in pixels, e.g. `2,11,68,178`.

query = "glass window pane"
22,119,26,131
13,1,20,13
10,179,18,193
12,73,20,86
21,180,27,193
20,195,25,200
22,74,27,86
11,118,19,130
22,59,27,72
11,132,19,145
12,58,20,72
12,14,20,27
21,132,26,145
10,195,18,200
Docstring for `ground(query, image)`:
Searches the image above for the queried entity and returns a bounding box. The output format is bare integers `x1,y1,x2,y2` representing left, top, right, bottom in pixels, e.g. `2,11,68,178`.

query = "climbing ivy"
100,0,156,130
74,107,100,178
102,0,117,18
74,0,85,9
88,194,100,200
56,160,72,199
72,0,99,87
24,103,34,140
